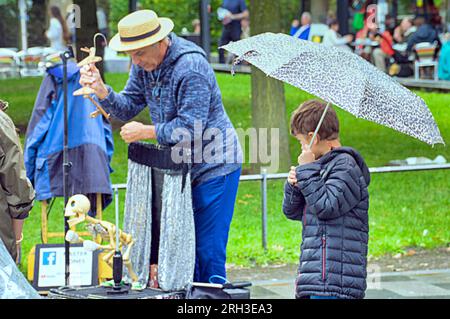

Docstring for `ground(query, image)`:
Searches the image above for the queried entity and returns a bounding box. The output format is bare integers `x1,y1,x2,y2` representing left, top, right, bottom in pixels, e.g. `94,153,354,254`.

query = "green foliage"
0,0,16,5
275,0,303,33
108,0,222,50
107,0,303,51
108,0,129,36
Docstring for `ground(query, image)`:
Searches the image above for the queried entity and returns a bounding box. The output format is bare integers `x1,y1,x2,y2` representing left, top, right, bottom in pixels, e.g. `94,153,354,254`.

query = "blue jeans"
192,168,241,282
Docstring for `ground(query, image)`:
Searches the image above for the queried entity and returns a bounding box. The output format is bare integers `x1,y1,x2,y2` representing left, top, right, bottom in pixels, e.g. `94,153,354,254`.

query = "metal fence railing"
112,163,450,251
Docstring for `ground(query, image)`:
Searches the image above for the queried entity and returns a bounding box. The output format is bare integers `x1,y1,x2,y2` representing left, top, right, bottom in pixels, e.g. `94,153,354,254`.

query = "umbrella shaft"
309,102,330,149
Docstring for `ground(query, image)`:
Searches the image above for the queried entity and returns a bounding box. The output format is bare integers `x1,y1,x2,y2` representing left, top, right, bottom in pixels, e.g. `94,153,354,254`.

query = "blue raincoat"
24,61,114,212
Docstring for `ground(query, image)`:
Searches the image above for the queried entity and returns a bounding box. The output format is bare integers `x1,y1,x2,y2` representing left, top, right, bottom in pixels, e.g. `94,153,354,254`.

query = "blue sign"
42,251,57,265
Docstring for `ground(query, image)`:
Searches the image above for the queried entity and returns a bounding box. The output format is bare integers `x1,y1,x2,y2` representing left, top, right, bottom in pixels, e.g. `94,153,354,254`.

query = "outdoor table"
351,39,380,47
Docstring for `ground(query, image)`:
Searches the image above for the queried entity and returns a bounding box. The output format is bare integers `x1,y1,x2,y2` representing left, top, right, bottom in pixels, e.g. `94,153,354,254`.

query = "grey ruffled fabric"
158,172,195,291
123,143,195,291
123,160,153,287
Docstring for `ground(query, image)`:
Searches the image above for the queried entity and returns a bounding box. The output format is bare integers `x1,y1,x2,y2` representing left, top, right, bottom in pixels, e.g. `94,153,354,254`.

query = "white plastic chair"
414,42,438,80
0,48,20,78
16,47,47,77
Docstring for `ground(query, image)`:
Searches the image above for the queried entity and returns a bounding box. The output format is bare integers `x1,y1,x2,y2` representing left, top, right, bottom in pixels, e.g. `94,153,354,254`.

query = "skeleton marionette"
64,194,143,291
73,34,111,120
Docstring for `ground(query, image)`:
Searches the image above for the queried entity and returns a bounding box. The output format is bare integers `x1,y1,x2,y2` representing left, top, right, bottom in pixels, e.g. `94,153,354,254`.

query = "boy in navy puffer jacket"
283,100,370,299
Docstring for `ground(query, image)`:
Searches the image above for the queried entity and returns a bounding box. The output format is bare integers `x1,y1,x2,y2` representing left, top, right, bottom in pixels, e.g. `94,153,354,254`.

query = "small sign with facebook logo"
32,244,98,291
42,251,57,266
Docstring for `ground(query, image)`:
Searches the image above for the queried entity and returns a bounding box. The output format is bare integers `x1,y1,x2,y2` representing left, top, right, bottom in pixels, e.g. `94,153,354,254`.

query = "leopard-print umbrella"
0,99,8,111
222,32,444,145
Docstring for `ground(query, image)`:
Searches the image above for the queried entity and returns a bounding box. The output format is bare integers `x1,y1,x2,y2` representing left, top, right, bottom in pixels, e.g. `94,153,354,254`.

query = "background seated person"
406,16,440,53
369,23,394,73
393,18,415,45
290,12,311,40
354,20,374,61
322,18,353,52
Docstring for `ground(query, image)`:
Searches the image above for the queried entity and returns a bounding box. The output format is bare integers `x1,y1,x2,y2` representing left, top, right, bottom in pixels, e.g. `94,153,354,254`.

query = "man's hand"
298,145,316,165
287,166,298,186
222,15,232,25
120,121,155,143
79,64,109,100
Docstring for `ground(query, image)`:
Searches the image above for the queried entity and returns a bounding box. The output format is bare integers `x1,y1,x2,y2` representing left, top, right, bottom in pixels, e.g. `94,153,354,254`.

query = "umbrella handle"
308,102,331,149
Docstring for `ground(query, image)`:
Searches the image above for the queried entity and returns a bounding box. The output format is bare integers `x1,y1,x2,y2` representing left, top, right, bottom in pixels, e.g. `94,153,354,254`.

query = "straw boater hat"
109,10,174,52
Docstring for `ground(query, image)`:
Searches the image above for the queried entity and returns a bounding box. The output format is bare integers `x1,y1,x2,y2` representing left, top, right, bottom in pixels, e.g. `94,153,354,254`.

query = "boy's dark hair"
290,100,339,140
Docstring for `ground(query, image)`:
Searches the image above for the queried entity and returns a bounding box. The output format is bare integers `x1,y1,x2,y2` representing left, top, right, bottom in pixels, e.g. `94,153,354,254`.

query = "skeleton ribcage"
86,223,109,241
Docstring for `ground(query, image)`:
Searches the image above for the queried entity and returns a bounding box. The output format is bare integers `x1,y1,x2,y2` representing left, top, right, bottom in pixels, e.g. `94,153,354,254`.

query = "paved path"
229,268,450,299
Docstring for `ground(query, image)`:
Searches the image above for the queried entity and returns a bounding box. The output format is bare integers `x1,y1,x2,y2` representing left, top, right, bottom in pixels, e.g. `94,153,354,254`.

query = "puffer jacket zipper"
322,234,326,281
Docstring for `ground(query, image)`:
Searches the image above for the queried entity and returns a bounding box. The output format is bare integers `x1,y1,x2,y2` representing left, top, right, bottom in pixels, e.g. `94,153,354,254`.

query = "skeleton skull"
65,194,91,228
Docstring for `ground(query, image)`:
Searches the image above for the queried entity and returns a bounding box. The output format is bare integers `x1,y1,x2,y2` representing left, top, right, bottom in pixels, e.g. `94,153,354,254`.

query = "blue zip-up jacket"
406,24,440,52
99,33,242,186
24,62,114,211
283,147,370,299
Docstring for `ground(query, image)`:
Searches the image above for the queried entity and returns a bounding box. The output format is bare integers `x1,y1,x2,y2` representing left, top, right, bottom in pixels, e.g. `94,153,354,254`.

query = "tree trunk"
0,2,19,48
0,10,7,47
310,0,328,23
74,0,105,82
249,0,291,174
300,0,312,17
337,0,350,35
27,0,48,48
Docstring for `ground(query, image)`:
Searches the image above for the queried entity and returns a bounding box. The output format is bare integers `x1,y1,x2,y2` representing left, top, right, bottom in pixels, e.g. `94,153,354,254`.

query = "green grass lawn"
1,72,449,273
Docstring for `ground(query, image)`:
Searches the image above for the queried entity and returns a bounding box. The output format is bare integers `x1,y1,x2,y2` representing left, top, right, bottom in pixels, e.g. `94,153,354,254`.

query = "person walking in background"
0,99,35,264
46,6,71,52
218,0,249,64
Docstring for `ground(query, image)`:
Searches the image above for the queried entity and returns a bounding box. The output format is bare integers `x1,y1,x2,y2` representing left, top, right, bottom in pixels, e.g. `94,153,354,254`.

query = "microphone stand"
60,46,75,286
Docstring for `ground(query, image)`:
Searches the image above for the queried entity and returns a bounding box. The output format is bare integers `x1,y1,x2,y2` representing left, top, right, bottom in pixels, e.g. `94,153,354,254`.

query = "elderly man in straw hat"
79,10,242,284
